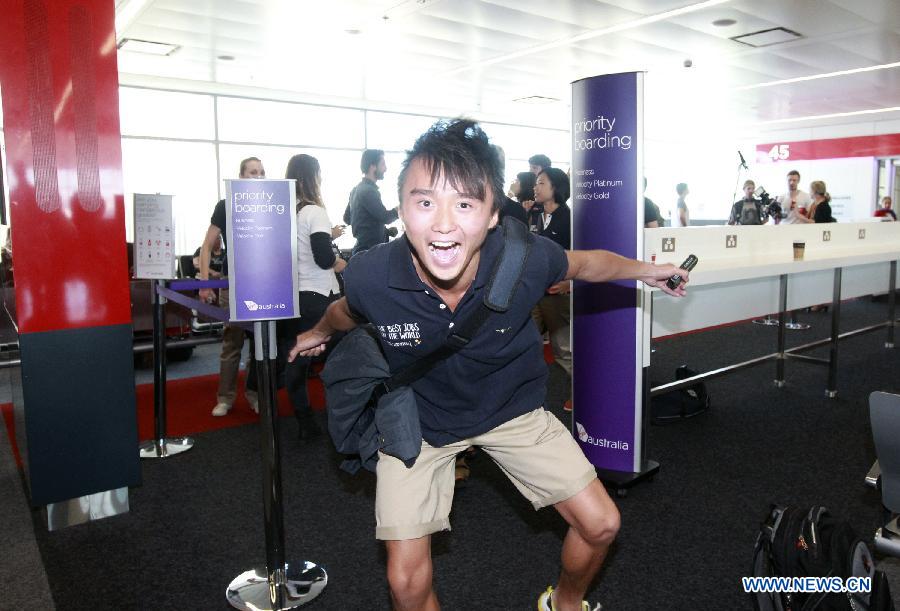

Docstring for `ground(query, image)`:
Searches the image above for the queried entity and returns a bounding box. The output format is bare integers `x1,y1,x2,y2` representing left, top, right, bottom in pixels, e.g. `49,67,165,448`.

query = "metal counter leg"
825,268,841,399
887,260,896,349
140,280,194,459
774,274,787,388
226,321,326,610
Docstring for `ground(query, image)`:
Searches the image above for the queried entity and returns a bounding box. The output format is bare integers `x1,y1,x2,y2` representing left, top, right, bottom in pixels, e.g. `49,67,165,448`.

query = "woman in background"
509,171,539,232
281,154,346,440
532,167,573,410
808,180,836,223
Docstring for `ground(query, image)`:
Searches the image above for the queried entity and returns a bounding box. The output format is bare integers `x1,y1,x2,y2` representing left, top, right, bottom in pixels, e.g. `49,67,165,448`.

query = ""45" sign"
767,144,791,160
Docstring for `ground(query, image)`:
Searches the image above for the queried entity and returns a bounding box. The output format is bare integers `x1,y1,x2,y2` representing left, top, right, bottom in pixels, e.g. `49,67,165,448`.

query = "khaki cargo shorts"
375,407,597,540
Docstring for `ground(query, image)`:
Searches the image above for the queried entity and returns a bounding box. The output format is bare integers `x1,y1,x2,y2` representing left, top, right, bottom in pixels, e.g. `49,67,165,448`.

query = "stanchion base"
774,379,786,388
825,390,838,399
785,322,811,330
752,317,780,326
596,459,660,498
139,437,194,459
226,562,327,610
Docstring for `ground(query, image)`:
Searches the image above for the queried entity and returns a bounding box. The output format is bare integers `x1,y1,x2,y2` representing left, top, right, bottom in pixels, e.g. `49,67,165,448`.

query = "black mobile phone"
666,254,698,290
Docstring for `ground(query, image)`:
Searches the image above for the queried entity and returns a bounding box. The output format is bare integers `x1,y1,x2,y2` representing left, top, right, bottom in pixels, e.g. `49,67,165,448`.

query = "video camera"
754,186,782,219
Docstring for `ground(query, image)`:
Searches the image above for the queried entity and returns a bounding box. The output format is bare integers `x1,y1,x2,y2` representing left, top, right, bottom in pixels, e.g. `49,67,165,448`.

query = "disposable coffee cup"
793,240,805,261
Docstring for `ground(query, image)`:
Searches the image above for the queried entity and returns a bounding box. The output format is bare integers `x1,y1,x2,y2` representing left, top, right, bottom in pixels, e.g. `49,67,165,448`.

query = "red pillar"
0,0,140,505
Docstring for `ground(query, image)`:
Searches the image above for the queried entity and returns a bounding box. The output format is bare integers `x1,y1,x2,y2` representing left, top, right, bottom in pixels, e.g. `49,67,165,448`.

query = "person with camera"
728,179,771,225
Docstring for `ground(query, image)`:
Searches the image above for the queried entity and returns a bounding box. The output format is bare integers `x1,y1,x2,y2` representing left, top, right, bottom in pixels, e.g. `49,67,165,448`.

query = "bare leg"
385,536,441,611
551,479,620,611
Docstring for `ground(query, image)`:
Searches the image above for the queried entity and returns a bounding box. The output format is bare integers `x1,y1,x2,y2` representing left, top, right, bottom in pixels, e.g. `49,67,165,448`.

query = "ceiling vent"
117,38,180,56
730,27,802,48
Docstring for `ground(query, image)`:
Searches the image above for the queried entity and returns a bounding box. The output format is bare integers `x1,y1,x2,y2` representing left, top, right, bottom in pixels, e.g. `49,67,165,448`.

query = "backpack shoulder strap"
484,216,532,312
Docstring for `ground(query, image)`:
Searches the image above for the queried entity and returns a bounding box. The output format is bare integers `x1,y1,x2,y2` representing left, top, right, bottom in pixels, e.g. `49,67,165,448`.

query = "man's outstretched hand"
642,263,690,297
288,329,331,362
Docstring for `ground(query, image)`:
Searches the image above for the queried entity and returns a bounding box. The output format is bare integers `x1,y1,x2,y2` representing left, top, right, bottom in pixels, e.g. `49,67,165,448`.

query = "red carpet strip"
135,371,326,441
2,345,554,457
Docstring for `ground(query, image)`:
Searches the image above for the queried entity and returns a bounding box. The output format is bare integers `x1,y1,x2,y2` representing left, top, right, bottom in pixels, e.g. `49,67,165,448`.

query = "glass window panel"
217,97,364,149
119,88,214,140
121,138,218,256
365,112,439,152
218,144,366,251
481,122,569,169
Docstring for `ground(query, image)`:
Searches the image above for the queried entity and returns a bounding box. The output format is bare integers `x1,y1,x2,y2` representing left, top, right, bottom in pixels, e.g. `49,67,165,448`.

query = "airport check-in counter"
645,221,900,338
641,220,899,399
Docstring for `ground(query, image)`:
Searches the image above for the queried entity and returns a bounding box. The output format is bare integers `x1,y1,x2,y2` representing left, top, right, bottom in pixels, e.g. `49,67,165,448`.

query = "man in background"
344,149,399,256
673,183,690,227
777,170,813,224
528,153,551,176
199,156,264,416
644,178,660,228
728,179,767,225
875,196,896,221
493,145,528,225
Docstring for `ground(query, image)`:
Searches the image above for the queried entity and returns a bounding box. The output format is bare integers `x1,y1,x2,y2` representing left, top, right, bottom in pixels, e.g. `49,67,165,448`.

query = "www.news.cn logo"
742,576,871,594
243,300,286,312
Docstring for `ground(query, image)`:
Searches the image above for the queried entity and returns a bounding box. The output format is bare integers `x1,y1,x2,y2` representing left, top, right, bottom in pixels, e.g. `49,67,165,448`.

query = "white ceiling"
115,0,900,136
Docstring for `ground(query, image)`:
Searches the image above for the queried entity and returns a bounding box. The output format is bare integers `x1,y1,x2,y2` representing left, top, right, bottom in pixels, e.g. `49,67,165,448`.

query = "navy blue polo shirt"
343,226,568,446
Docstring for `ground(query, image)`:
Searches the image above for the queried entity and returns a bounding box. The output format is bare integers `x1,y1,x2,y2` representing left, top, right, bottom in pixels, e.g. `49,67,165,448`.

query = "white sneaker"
538,586,600,611
246,392,259,414
211,402,231,417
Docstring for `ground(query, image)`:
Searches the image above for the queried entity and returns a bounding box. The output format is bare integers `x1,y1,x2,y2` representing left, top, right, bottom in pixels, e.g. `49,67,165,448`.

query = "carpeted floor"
7,297,900,610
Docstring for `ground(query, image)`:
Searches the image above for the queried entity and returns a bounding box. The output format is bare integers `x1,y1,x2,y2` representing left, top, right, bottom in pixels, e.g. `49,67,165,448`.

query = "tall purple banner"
571,72,644,473
225,179,299,322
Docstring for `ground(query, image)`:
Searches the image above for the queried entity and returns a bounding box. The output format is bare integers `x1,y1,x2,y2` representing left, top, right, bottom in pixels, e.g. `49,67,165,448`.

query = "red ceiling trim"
756,133,900,162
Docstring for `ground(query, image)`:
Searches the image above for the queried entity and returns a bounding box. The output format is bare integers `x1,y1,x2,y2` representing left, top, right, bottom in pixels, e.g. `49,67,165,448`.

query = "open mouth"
428,240,460,266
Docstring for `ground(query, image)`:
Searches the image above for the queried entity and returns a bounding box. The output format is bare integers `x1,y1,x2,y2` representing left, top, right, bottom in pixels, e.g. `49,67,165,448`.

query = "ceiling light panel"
736,60,900,91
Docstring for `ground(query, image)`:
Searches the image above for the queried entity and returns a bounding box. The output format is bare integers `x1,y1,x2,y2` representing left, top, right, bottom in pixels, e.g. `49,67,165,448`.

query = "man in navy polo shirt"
289,119,689,611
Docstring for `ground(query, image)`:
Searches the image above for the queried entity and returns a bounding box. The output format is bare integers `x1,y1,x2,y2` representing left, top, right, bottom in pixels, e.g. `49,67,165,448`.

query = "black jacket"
539,202,571,249
321,326,422,474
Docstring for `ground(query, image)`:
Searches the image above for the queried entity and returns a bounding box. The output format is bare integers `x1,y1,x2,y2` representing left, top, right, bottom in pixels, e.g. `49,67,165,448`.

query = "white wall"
751,157,878,221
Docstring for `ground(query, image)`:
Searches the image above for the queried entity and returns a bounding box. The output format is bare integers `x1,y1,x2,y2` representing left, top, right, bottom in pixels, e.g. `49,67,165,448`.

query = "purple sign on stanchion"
571,72,650,482
225,179,299,321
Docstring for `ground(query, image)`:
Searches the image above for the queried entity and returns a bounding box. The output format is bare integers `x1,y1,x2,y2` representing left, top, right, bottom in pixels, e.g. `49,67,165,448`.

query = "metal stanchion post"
139,280,194,459
775,274,787,387
826,268,841,399
887,260,896,349
226,320,326,610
